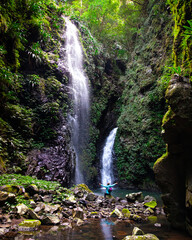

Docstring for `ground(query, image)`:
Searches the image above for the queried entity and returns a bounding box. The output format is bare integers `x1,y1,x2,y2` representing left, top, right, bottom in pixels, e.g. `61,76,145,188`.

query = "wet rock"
110,208,123,218
126,192,144,203
0,227,9,235
72,207,84,220
144,195,156,203
42,195,53,203
26,184,39,195
16,203,29,215
123,233,159,240
18,219,41,231
132,227,144,235
85,193,97,201
27,209,40,220
42,215,60,225
0,185,24,195
130,214,142,222
0,191,16,203
122,208,131,218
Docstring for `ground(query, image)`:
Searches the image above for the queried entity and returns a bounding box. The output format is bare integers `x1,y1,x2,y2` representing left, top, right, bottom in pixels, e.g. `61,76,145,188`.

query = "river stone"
132,227,144,236
26,184,39,195
44,204,60,213
122,208,131,218
72,207,84,219
126,192,144,202
0,191,9,202
85,193,97,201
123,234,159,240
42,195,53,203
144,195,156,203
18,219,41,231
130,214,142,222
42,215,60,225
0,185,23,194
110,208,123,218
144,201,157,209
27,208,40,220
0,227,9,235
16,203,29,215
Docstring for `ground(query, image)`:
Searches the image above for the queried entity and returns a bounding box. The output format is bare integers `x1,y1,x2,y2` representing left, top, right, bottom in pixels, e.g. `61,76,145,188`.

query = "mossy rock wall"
114,0,173,188
154,0,192,235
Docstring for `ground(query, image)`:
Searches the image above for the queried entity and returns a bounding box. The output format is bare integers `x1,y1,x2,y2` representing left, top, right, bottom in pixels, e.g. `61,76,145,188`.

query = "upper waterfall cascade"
59,18,90,184
101,128,118,186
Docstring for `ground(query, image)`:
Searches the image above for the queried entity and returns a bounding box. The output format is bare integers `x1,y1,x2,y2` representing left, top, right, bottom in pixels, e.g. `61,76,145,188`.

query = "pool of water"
13,217,191,240
93,188,163,205
9,189,191,240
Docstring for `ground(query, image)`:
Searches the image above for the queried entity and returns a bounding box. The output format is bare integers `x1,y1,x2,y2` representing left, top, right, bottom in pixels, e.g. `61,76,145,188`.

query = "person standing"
99,182,118,198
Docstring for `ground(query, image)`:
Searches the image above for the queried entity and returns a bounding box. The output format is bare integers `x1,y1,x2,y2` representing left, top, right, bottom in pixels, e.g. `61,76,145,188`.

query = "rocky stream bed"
0,183,165,240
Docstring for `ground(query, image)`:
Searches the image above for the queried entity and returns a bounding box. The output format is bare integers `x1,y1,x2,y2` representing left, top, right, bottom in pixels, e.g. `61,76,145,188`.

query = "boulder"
126,192,144,202
42,215,60,225
122,208,131,218
0,191,16,203
18,219,41,231
16,203,29,215
144,201,157,209
42,195,53,203
144,195,156,203
72,207,84,220
110,208,123,218
0,185,24,194
123,234,159,240
25,184,39,195
27,208,40,220
132,227,144,236
85,193,97,201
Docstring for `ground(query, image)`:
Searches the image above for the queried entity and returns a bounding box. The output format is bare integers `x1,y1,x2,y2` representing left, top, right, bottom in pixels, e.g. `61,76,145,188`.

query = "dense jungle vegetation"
0,0,192,188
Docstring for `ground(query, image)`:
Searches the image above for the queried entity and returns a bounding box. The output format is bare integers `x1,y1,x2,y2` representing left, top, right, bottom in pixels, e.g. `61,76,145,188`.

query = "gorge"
0,0,192,238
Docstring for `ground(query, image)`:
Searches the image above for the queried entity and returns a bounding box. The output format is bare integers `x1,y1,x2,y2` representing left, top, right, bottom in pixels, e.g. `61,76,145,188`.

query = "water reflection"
100,219,115,240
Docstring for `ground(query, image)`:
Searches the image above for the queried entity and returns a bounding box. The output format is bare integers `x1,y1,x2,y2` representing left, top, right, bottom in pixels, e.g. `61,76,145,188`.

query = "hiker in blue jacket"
99,182,118,198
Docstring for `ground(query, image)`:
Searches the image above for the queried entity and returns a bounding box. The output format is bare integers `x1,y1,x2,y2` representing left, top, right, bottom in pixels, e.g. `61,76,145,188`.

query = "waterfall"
101,128,118,186
59,18,89,184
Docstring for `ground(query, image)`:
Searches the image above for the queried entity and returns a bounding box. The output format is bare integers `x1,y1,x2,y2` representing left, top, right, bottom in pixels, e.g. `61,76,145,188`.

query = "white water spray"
59,18,89,184
101,128,118,186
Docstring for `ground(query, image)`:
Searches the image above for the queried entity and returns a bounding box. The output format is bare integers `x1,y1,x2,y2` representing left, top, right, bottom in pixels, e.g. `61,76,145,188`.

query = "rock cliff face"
154,75,192,235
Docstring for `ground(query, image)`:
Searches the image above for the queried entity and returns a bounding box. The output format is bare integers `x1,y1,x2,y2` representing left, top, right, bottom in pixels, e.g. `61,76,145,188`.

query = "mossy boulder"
122,208,131,218
0,185,23,194
132,227,144,236
144,201,157,209
18,220,41,231
147,216,157,224
110,208,123,218
123,234,159,240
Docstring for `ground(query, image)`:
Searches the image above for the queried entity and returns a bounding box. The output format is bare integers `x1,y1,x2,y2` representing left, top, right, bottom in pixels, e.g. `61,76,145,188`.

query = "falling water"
101,128,118,186
59,18,89,184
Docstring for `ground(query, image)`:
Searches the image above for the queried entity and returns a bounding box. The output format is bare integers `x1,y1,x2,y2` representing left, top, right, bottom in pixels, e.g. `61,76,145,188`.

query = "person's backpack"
108,187,112,193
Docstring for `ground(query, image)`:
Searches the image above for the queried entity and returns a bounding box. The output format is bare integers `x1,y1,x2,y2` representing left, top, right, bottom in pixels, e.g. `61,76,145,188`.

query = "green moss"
76,184,92,193
153,152,168,168
162,107,175,126
19,219,41,228
144,201,157,209
122,208,131,218
147,216,157,224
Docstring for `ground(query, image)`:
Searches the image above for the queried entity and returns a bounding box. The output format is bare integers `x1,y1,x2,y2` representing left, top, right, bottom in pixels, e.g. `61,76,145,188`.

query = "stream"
10,189,191,240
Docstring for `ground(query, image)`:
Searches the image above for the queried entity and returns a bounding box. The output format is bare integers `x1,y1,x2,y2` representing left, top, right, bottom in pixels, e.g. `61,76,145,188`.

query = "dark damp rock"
85,193,97,201
0,191,16,204
0,185,24,195
132,227,144,236
25,184,39,196
144,195,156,203
126,192,144,202
130,214,142,222
110,208,123,218
42,215,60,225
27,209,40,220
63,199,76,207
42,195,53,203
72,207,84,220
